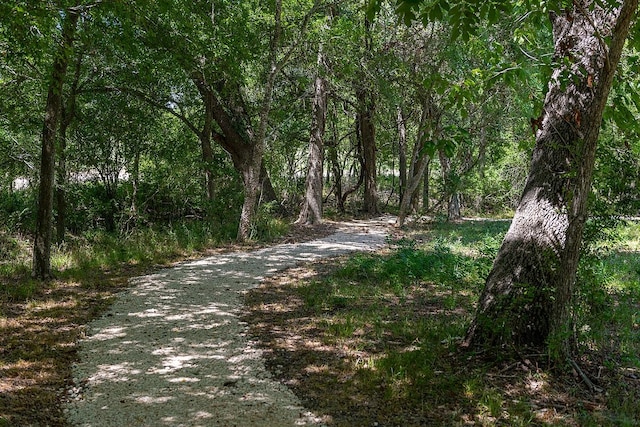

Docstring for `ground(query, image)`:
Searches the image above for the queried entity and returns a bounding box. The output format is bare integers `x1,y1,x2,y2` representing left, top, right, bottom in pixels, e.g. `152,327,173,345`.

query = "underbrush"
246,219,640,426
0,220,242,302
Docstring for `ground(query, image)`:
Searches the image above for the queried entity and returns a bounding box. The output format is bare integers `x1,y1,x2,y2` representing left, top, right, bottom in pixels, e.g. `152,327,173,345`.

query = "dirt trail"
64,217,392,427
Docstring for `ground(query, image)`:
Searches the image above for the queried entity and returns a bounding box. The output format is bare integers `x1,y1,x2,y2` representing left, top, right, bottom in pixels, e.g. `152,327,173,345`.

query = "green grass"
255,219,640,426
0,219,268,300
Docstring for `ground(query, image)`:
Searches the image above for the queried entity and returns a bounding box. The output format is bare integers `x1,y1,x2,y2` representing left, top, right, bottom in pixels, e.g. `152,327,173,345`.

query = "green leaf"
488,4,500,23
365,0,382,22
428,4,444,21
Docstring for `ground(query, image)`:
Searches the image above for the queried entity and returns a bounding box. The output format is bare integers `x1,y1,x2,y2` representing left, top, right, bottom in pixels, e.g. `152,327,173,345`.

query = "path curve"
64,217,393,427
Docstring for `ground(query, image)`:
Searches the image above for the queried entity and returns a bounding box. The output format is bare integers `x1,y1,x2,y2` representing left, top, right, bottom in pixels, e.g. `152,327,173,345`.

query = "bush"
0,189,35,233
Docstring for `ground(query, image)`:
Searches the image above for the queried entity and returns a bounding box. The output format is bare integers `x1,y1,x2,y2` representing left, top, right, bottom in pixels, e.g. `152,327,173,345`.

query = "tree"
464,0,639,350
296,41,328,224
397,95,440,227
130,0,320,240
358,16,380,214
375,0,639,351
33,6,80,280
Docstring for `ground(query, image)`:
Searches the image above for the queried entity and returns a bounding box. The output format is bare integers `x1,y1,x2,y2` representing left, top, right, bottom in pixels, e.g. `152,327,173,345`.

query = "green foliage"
0,189,35,233
250,201,289,242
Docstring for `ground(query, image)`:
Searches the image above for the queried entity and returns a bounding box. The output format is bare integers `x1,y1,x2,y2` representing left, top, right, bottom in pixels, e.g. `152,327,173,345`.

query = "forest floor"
1,217,639,426
243,218,640,426
0,217,390,426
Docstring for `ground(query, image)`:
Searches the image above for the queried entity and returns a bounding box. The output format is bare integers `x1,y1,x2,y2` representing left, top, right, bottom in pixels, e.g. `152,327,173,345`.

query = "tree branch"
81,85,201,136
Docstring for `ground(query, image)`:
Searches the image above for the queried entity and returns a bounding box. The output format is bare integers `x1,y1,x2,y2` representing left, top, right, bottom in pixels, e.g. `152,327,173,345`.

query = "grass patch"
244,219,640,426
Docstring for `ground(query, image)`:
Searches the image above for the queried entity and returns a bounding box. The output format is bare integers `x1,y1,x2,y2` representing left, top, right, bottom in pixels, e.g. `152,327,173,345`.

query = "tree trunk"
358,16,378,215
465,0,637,350
439,150,461,221
358,90,378,214
397,101,433,227
397,106,407,204
238,158,261,240
55,52,82,244
422,160,430,211
397,153,430,227
327,135,344,213
130,148,140,224
297,45,327,225
104,185,118,233
341,120,365,210
237,0,283,241
33,9,79,280
201,91,216,201
448,193,461,221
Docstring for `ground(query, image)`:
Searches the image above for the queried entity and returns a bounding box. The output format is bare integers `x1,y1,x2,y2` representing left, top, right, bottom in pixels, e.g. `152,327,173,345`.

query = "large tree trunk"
465,0,637,350
33,9,79,280
238,157,262,240
358,16,378,215
297,45,327,225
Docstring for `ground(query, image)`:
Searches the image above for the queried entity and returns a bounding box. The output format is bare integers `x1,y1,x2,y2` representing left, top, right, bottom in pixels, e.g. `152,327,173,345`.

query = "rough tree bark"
237,0,283,240
297,44,327,225
33,9,79,279
465,0,638,350
358,89,378,214
358,16,378,215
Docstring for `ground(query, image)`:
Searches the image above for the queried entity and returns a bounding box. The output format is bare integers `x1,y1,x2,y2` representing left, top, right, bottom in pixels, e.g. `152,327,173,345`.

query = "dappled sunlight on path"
64,217,392,426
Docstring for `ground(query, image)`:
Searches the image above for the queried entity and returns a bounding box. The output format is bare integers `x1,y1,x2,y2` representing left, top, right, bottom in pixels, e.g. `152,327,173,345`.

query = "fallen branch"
568,359,603,393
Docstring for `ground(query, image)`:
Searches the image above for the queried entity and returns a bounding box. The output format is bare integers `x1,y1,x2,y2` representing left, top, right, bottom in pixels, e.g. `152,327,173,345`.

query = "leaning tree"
374,0,639,352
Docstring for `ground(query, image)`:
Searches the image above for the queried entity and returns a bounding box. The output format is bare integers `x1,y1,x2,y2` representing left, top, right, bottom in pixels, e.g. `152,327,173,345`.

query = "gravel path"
64,217,392,427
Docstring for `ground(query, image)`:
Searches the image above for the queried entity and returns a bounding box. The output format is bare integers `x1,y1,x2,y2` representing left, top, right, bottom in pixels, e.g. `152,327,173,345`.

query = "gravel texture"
64,217,392,427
